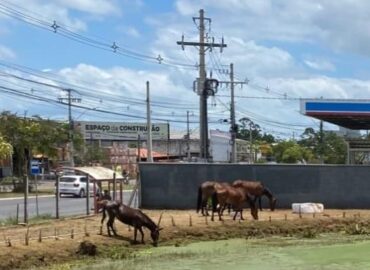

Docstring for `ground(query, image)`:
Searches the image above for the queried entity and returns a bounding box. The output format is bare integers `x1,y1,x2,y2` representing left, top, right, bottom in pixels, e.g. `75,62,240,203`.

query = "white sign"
76,121,169,140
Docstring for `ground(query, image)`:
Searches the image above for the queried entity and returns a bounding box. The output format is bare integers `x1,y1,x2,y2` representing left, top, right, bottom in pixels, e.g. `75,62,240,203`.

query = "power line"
0,64,199,110
0,1,197,70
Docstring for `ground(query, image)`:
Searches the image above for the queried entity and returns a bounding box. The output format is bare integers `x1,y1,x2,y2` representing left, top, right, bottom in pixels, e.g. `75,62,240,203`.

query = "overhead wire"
0,1,197,70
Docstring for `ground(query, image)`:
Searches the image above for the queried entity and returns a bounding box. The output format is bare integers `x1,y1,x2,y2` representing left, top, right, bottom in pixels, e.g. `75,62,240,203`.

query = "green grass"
69,236,370,270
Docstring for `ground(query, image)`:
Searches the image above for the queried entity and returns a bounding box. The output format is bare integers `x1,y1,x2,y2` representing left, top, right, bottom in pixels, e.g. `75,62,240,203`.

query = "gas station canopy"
300,99,370,130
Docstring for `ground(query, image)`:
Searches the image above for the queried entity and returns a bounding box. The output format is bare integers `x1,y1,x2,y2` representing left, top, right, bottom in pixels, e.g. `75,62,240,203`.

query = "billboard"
75,121,169,140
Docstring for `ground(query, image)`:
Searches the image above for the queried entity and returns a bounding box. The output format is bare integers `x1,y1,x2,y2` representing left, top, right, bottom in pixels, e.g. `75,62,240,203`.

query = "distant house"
210,129,231,162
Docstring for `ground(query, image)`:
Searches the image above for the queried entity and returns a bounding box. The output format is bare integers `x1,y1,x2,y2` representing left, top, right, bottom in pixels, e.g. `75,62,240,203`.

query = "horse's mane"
137,209,157,229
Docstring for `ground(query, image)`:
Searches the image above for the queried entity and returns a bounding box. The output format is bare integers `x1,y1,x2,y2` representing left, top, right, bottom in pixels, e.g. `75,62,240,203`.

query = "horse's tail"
196,186,202,213
211,191,218,212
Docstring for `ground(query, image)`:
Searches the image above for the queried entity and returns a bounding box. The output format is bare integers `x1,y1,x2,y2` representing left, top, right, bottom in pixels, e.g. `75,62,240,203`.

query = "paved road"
0,190,137,220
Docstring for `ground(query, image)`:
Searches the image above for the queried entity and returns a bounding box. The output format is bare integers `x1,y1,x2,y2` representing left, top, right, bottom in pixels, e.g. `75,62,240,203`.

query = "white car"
58,175,99,198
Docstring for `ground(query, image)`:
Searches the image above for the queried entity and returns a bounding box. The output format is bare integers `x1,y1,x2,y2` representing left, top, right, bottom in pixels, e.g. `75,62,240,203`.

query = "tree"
237,117,261,140
272,140,313,163
0,135,12,160
299,127,346,164
0,111,84,175
81,143,109,165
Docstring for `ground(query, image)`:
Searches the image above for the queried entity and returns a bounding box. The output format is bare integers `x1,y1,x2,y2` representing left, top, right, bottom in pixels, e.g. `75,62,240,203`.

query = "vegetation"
0,135,13,160
236,118,347,164
0,111,84,176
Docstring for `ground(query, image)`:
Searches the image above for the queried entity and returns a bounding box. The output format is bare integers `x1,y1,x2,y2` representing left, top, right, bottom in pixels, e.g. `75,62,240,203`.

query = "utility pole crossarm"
176,41,227,48
218,81,246,85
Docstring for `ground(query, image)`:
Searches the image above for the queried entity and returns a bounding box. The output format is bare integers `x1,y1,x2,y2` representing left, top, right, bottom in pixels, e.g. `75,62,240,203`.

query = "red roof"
137,149,168,158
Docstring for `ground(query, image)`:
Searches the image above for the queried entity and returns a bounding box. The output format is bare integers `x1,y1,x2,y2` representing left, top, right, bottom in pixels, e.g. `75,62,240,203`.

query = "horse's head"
151,213,163,247
270,198,277,211
247,195,259,220
150,227,163,247
251,206,259,220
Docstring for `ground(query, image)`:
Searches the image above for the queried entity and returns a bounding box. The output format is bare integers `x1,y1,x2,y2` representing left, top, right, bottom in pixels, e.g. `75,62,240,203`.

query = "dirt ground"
1,208,370,269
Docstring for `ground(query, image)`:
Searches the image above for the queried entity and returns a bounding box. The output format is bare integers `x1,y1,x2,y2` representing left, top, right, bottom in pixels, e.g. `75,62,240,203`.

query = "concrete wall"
139,163,370,209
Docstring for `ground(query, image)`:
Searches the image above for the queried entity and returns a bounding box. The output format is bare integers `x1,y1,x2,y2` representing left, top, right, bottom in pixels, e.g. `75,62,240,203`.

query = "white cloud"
124,27,141,38
56,0,119,16
1,0,122,31
175,0,370,56
304,58,336,72
57,63,194,106
0,45,16,60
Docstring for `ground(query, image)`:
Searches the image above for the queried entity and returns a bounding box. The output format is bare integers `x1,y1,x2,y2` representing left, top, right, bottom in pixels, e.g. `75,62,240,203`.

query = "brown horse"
197,181,230,216
232,180,277,211
211,183,258,221
99,200,163,246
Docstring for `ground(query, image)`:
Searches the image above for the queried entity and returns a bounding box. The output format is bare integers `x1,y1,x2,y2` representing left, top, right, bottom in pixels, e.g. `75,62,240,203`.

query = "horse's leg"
138,227,145,244
211,192,218,222
259,196,263,211
233,209,238,220
218,204,223,221
240,209,244,220
220,204,225,216
106,221,111,237
111,217,118,236
203,198,208,216
107,216,115,237
133,227,138,243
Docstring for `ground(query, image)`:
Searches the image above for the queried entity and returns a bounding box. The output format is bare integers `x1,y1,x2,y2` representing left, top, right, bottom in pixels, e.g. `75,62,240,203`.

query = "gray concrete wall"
139,163,370,209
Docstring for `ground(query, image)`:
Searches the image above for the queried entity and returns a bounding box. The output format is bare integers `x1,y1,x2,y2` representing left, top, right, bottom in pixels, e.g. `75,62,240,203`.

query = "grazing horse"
232,180,277,211
197,181,231,216
211,183,258,221
99,200,163,246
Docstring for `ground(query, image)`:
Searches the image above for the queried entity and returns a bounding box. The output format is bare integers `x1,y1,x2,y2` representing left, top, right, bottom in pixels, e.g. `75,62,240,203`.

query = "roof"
300,99,370,129
137,149,169,158
72,166,124,180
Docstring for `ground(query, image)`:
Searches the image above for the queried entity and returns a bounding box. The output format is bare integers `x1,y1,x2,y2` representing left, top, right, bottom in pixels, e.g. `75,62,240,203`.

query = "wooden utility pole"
58,89,81,167
177,9,226,161
187,111,191,161
218,63,247,163
146,81,153,162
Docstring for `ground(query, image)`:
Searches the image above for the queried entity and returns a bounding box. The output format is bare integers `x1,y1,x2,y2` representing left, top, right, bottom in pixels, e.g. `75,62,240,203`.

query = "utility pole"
146,81,153,162
249,122,253,164
218,63,247,163
67,89,74,167
187,111,191,161
319,120,324,164
58,89,81,167
177,9,226,161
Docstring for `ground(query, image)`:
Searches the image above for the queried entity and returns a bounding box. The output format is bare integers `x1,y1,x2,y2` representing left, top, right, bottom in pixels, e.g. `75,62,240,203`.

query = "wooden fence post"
171,216,176,226
25,227,29,246
38,229,42,242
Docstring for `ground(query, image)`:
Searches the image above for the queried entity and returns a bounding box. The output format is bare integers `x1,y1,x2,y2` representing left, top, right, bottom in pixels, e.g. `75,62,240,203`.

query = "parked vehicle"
58,175,99,198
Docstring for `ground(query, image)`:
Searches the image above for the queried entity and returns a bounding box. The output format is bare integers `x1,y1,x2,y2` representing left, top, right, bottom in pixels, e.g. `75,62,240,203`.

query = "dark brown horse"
232,180,277,211
197,181,230,216
99,200,163,246
211,183,258,221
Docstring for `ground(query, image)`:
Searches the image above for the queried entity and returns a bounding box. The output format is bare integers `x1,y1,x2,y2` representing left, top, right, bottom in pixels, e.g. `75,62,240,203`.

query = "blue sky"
2,0,370,139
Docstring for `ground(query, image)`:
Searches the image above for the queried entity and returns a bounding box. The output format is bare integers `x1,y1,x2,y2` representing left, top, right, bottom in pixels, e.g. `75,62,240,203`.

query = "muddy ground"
1,209,370,269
